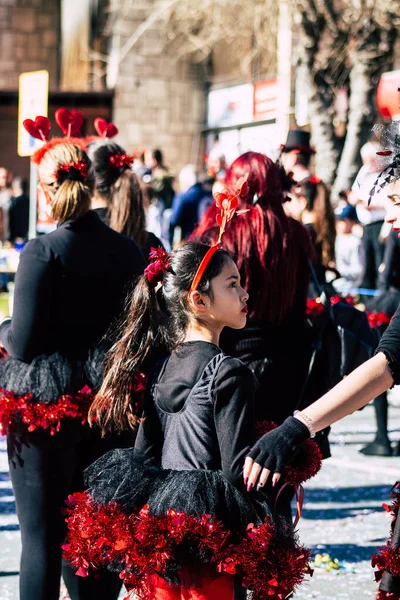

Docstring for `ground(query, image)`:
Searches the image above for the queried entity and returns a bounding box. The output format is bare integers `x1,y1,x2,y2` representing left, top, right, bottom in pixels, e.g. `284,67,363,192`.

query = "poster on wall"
207,84,253,128
253,79,278,121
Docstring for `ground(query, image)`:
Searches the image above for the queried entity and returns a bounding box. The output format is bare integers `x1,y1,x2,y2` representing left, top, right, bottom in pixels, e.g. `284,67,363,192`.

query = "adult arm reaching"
244,351,393,489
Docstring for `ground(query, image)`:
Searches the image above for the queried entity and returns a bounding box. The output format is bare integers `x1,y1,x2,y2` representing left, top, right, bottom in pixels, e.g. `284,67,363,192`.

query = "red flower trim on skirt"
0,372,146,436
373,483,400,584
256,421,322,486
63,492,312,600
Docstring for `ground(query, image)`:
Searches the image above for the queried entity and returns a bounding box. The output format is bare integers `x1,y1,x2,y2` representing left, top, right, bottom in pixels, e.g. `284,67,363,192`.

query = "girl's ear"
187,290,209,312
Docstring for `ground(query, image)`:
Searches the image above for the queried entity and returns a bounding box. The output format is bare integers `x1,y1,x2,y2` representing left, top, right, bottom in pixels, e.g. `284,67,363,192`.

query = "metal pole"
28,161,37,240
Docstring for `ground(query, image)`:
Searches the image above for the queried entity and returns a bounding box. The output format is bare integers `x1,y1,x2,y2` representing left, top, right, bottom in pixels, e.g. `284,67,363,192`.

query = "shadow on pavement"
303,485,391,503
310,543,379,562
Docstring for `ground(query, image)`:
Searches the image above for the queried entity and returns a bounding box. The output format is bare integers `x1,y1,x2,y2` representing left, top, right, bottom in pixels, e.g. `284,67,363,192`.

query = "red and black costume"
64,341,318,600
2,210,145,600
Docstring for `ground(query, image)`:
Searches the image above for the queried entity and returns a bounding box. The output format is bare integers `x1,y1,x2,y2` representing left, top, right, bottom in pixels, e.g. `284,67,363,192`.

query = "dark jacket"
0,210,146,362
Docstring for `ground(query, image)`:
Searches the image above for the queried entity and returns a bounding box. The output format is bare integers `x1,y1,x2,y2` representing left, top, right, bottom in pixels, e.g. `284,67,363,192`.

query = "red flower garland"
0,372,146,436
306,294,355,317
377,592,400,600
63,492,312,600
256,421,322,486
372,483,400,585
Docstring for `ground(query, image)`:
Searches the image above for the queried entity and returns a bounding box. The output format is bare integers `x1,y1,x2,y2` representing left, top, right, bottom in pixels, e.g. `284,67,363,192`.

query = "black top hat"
281,130,315,154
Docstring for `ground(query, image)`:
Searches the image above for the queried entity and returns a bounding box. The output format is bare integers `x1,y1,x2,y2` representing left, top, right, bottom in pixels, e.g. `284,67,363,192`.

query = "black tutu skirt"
64,449,312,600
0,345,108,436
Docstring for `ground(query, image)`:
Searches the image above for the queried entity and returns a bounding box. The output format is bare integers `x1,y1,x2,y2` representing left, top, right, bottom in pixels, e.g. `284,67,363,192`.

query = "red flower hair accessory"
55,160,89,184
309,176,322,184
189,174,249,295
109,152,134,171
144,247,170,286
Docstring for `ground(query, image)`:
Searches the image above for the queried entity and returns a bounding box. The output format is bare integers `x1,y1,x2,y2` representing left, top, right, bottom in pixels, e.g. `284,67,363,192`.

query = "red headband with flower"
188,173,249,295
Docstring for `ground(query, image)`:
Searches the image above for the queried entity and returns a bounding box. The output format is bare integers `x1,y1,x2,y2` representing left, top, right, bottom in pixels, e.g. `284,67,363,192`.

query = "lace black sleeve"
376,304,400,385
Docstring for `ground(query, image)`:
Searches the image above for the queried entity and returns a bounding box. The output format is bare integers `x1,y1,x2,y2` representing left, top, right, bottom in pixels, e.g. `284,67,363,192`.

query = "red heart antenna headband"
188,173,249,296
23,110,120,166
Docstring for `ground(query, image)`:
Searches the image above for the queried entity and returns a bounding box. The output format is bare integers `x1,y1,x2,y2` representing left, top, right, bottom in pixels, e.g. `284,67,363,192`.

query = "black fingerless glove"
247,416,310,473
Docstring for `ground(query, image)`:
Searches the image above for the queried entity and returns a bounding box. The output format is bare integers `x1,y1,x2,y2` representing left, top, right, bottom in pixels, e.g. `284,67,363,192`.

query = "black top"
377,304,400,384
135,341,255,487
0,210,146,362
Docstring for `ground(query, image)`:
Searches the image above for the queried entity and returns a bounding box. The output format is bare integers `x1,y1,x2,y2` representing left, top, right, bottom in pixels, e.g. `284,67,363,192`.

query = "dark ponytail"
88,140,147,251
90,242,230,434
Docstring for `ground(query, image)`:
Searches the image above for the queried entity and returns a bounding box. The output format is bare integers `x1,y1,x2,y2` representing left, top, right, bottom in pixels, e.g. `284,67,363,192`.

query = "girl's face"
205,258,249,331
386,180,400,235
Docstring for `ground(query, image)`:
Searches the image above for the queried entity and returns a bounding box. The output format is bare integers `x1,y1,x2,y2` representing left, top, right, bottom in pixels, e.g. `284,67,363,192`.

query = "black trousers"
360,220,385,290
7,420,136,600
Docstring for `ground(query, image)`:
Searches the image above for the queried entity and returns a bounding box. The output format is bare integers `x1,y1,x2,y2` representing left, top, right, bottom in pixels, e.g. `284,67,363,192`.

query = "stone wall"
0,0,60,91
111,2,207,177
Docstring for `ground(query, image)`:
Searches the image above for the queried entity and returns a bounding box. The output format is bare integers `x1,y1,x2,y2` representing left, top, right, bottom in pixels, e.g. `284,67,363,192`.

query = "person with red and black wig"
191,153,327,451
244,120,400,600
0,114,146,600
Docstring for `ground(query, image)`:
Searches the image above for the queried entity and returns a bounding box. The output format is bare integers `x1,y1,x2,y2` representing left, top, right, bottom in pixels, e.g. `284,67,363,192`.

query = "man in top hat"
280,130,315,184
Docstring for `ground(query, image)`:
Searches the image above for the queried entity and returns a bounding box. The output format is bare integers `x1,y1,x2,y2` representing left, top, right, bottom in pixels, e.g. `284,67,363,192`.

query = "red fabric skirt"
146,572,237,600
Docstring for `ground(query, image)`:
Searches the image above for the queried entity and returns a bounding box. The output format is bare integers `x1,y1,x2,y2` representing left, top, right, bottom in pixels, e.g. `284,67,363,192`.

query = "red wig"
192,152,313,324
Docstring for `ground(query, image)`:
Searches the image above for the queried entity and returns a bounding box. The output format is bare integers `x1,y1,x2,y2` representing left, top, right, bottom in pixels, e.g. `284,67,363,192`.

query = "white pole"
276,0,292,143
28,161,37,240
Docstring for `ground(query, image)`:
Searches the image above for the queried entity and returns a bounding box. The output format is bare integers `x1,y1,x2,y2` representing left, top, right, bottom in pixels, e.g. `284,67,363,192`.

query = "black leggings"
7,421,136,600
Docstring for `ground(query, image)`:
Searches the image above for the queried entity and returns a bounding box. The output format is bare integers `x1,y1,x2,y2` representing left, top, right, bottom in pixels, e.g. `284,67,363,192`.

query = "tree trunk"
307,70,339,185
331,25,398,201
331,62,374,200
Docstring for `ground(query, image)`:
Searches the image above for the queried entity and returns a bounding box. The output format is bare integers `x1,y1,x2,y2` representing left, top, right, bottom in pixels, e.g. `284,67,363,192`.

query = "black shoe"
359,441,392,456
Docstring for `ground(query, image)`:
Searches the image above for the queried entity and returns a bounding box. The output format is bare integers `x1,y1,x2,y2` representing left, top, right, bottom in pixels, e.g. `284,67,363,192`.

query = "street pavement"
0,404,399,599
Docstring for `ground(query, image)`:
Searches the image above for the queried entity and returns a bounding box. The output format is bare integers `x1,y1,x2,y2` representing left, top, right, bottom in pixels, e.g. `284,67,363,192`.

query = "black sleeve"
134,385,163,465
212,358,256,488
376,305,400,384
0,239,53,361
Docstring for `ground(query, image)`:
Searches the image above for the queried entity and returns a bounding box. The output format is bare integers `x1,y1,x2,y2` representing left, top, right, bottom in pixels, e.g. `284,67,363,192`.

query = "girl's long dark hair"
88,140,147,250
90,242,230,434
296,178,336,266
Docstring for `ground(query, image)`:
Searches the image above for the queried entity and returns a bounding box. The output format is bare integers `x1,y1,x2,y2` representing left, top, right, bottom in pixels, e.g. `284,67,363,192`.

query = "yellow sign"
18,70,49,157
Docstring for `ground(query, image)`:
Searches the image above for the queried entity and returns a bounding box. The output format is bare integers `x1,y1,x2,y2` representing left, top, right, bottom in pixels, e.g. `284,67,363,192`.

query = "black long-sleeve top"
377,304,400,385
135,341,255,488
0,210,146,362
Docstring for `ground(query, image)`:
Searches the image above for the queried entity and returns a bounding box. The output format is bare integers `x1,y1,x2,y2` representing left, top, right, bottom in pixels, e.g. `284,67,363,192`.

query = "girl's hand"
243,416,310,490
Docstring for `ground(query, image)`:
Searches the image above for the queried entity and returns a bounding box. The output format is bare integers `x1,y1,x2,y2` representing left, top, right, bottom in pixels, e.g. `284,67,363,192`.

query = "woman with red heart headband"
63,184,316,600
0,112,146,600
87,139,164,258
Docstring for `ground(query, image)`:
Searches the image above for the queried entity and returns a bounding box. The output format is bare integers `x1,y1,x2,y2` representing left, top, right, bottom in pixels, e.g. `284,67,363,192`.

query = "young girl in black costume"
64,185,316,600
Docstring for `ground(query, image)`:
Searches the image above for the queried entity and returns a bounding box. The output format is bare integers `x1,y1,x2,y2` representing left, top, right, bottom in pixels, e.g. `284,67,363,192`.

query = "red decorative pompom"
109,152,134,170
367,311,391,329
144,247,170,286
256,421,322,485
309,176,322,184
55,160,89,183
